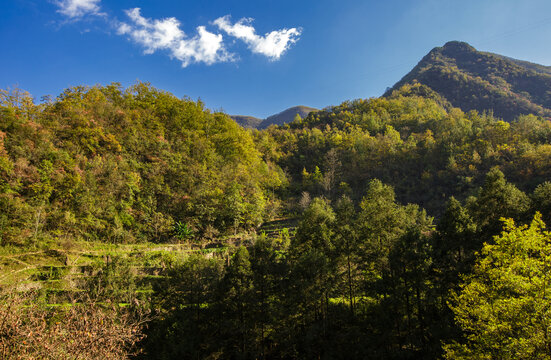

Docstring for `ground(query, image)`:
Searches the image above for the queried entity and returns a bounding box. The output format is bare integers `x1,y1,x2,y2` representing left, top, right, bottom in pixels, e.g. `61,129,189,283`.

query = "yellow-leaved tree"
444,213,551,359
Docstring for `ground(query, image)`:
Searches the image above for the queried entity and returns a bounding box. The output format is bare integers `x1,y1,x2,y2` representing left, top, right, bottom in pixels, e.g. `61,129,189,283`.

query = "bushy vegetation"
4,80,551,358
0,287,144,359
0,84,285,248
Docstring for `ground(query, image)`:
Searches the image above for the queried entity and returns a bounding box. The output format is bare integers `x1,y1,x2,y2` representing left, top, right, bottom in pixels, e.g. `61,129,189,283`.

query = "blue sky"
2,0,551,118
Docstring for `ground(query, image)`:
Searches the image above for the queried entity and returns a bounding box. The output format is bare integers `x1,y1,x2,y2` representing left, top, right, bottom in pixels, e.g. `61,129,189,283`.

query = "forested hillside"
0,83,285,248
386,41,551,121
268,83,551,216
3,77,551,359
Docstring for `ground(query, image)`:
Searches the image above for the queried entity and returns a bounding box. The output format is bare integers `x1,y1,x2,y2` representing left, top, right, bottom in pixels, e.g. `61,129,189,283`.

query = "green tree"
532,181,551,226
334,195,359,315
250,234,289,358
385,229,433,356
289,197,338,358
356,179,405,276
444,214,551,359
293,197,336,256
471,167,531,239
84,255,137,304
434,197,478,283
221,246,254,357
144,254,224,359
29,160,54,240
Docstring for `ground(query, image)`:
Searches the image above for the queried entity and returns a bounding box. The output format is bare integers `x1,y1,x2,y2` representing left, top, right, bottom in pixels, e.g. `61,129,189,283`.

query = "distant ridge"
386,41,551,121
230,115,263,129
231,105,318,129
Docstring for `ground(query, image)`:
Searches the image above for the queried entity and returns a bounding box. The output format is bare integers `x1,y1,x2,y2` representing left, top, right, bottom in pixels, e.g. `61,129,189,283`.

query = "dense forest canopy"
4,44,551,358
263,83,551,216
0,83,285,247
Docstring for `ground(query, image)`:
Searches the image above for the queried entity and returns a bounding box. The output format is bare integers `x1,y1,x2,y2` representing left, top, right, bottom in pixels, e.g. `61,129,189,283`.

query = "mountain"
231,105,318,129
230,115,263,128
259,106,318,129
386,41,551,121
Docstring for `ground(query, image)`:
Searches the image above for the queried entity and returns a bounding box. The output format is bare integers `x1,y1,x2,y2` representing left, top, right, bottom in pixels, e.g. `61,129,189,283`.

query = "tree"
322,148,341,198
356,179,405,275
250,234,289,358
431,197,478,351
290,197,338,357
434,197,477,284
385,229,433,356
223,182,245,234
222,246,254,357
144,254,224,359
532,181,551,226
287,247,333,358
471,167,531,240
84,255,137,304
444,214,551,359
293,197,336,256
334,195,359,315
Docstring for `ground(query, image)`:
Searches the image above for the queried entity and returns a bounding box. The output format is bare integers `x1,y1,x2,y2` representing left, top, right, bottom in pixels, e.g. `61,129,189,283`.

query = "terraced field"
257,218,298,239
0,219,297,305
0,244,222,303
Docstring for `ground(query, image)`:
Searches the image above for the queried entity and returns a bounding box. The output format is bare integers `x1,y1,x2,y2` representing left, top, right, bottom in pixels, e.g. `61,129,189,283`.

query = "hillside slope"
0,83,285,247
386,41,551,121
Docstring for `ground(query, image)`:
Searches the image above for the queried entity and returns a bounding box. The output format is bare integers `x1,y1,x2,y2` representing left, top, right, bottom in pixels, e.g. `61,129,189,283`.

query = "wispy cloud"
55,3,302,66
118,8,234,67
56,0,102,18
213,16,301,60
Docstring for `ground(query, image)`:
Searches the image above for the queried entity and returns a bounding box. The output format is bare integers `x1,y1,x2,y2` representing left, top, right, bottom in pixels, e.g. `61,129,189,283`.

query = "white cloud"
213,16,301,60
57,4,302,66
118,8,234,67
56,0,102,18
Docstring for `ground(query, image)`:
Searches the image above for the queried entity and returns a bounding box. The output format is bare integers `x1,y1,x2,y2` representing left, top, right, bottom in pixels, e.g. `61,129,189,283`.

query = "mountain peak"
386,41,551,121
442,41,476,52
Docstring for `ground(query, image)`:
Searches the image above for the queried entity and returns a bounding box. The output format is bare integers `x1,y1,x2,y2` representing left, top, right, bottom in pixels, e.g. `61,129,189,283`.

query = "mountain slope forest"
386,41,551,121
3,43,551,359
